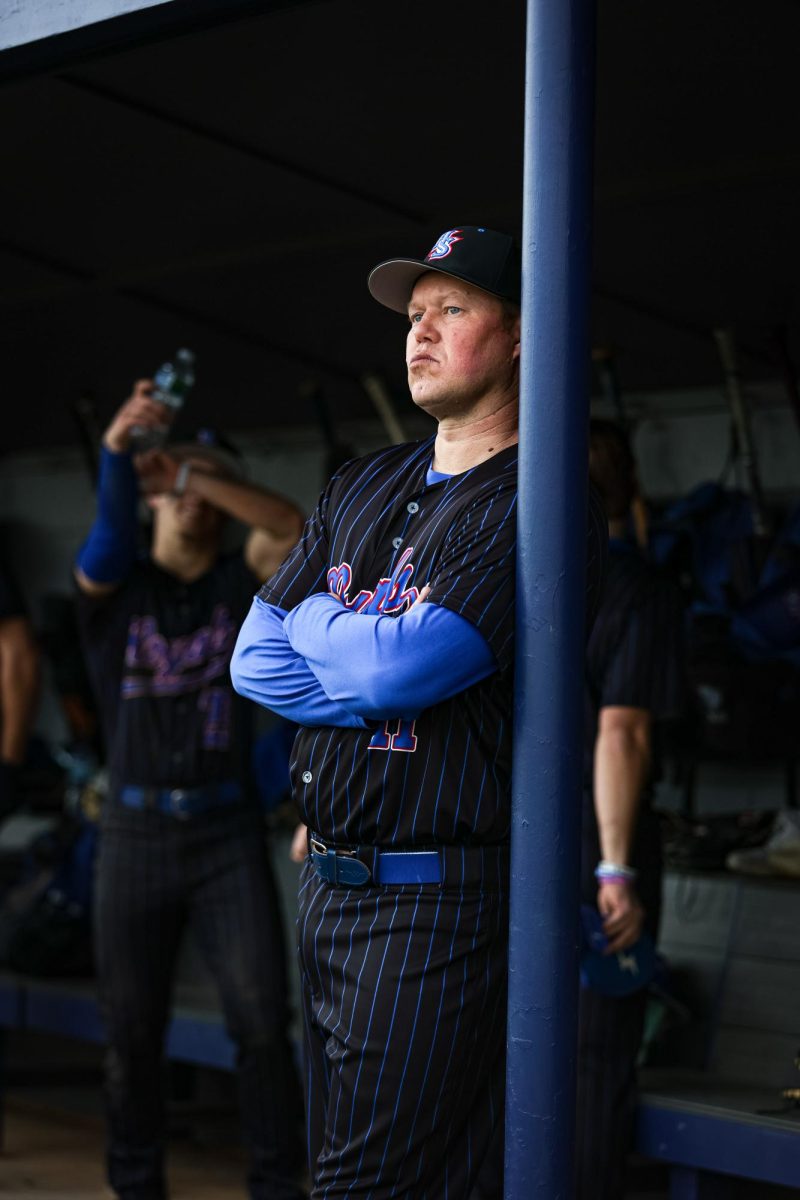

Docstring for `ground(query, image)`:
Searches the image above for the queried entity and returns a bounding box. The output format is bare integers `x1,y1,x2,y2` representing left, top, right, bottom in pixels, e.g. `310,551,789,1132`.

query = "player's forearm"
183,470,304,542
231,598,368,728
283,592,496,719
0,619,41,763
75,447,139,586
593,723,651,865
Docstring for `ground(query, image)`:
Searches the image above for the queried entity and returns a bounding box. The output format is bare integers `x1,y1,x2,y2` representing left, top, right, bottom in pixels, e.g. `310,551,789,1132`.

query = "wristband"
595,860,637,884
173,460,192,496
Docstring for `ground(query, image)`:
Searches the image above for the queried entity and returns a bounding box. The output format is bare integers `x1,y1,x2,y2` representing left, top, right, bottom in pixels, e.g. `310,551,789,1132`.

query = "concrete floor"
6,1034,796,1199
2,1101,247,1199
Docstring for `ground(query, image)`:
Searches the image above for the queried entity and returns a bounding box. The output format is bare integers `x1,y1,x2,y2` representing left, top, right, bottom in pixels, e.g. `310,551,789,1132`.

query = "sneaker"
726,810,800,877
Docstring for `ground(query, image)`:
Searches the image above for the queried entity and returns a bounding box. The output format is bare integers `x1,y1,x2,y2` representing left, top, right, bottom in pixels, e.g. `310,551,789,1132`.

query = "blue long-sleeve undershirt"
283,591,497,720
231,598,369,728
75,447,139,584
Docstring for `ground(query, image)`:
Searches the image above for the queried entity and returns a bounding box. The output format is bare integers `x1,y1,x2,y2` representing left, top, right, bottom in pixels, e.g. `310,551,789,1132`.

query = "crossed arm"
230,591,497,727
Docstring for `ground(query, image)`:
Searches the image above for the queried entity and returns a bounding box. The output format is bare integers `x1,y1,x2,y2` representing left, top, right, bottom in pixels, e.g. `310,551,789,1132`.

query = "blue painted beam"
0,0,171,52
505,0,597,1196
0,0,306,83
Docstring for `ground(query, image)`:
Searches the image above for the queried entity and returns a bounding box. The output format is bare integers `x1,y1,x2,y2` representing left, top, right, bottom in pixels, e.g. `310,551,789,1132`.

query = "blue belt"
310,834,441,887
119,780,242,820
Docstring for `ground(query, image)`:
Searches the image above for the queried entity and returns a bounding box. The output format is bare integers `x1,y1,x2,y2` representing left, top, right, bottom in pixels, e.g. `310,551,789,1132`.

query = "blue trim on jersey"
283,592,497,720
230,597,368,728
426,464,452,484
75,447,139,583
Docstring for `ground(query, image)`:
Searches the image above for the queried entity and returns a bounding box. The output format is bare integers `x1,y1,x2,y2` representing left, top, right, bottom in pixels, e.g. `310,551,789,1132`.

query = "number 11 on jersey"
368,718,418,753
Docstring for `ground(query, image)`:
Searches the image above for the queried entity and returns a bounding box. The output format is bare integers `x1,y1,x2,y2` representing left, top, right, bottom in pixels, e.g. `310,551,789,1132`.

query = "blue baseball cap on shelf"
579,904,656,997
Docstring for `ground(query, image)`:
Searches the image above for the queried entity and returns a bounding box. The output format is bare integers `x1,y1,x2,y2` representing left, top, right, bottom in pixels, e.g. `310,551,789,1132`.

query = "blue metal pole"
505,0,597,1197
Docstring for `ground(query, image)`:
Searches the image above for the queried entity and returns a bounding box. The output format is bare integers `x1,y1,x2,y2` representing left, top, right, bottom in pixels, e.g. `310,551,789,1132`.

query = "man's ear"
512,315,521,361
146,494,165,511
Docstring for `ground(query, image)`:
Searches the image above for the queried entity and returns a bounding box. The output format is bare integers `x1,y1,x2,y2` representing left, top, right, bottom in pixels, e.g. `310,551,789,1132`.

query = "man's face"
405,273,520,420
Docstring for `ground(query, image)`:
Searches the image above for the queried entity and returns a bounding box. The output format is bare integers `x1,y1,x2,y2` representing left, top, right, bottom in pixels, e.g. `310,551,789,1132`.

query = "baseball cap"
368,226,521,314
579,904,656,997
169,428,245,480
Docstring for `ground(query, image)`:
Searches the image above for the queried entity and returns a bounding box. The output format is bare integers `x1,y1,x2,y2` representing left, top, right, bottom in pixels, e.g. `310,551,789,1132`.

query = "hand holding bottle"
129,349,196,452
103,380,173,454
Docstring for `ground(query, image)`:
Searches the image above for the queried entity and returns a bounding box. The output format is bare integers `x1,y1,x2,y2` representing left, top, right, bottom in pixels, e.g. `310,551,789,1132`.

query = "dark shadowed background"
1,0,799,454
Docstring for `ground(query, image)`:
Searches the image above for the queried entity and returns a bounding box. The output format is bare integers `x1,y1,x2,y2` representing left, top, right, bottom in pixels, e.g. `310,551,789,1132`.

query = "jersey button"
392,537,403,549
407,501,419,514
301,770,313,784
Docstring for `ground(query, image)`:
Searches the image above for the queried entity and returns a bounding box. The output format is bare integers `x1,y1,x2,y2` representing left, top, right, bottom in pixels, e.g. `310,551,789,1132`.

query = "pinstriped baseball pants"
94,801,304,1200
297,859,508,1199
576,803,662,1200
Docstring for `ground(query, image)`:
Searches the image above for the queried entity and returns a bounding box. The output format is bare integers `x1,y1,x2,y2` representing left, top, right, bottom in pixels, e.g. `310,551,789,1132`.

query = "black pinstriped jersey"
260,436,605,848
584,540,685,795
77,553,257,795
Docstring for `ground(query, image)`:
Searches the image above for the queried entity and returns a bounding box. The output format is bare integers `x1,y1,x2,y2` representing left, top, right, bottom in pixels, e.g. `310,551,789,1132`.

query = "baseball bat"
360,372,407,445
713,328,770,537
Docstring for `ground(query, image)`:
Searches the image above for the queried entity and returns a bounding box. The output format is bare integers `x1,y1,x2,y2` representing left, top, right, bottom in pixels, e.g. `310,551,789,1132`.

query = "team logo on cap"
426,229,463,262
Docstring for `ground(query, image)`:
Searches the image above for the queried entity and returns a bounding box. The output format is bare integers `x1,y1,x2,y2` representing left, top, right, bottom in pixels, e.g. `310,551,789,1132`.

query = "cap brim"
367,258,433,314
368,256,517,314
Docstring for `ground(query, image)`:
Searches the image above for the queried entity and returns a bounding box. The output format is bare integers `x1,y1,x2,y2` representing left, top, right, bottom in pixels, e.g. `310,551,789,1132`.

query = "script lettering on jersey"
122,605,238,750
122,604,237,698
327,547,419,616
326,549,421,753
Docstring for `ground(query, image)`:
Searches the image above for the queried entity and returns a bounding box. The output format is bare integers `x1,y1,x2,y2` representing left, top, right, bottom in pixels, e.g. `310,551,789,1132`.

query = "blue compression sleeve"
283,592,497,720
75,447,139,583
231,598,369,728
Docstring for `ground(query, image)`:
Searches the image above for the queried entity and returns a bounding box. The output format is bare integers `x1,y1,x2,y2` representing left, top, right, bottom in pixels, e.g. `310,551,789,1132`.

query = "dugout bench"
635,869,800,1197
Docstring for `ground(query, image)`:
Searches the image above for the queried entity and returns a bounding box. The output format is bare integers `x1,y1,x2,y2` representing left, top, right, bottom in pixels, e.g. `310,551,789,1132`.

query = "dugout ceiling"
1,0,800,454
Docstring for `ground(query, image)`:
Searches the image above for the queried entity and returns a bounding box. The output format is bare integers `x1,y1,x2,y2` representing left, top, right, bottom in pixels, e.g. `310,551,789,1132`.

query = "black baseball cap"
368,226,521,314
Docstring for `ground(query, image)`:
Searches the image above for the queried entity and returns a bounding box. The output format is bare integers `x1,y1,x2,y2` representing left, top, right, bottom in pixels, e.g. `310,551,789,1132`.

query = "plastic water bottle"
152,348,195,411
131,349,196,451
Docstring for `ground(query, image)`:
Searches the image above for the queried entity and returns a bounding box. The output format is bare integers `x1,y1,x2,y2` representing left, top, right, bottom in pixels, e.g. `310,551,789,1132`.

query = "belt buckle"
169,788,192,820
310,836,358,859
310,837,370,886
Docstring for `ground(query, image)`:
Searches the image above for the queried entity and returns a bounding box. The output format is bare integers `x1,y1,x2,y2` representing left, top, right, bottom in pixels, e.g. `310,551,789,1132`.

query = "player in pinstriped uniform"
577,420,684,1199
233,227,607,1198
74,391,307,1200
